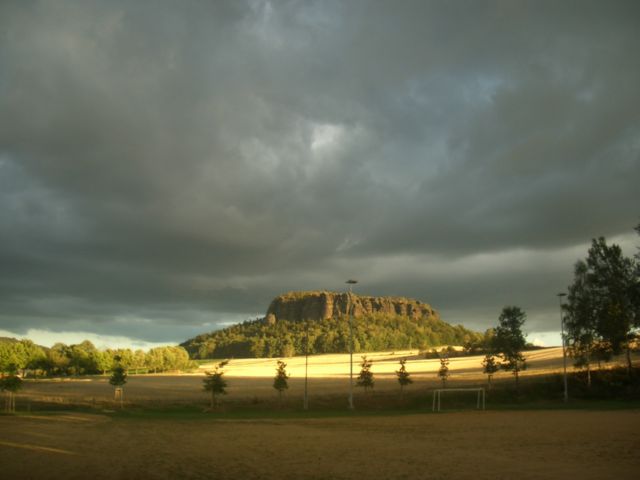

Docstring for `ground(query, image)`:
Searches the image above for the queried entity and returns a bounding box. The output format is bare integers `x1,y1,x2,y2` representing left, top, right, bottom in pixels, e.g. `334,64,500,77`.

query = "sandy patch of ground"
0,410,638,479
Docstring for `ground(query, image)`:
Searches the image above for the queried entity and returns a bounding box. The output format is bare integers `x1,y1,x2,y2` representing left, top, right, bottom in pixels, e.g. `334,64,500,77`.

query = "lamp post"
303,319,309,411
557,292,568,403
346,279,358,410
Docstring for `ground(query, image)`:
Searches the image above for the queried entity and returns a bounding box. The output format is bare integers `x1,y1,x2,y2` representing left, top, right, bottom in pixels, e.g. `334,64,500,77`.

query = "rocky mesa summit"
180,291,475,359
265,291,439,324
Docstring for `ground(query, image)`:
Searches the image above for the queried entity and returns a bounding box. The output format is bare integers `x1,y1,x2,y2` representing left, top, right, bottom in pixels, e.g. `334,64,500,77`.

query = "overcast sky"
1,0,639,350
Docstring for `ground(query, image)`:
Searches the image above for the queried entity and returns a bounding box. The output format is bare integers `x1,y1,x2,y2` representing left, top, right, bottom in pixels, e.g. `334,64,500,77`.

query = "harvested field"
0,409,638,479
13,347,636,409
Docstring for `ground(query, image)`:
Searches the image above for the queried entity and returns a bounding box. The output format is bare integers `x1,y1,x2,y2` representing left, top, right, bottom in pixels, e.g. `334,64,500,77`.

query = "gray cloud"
1,0,639,344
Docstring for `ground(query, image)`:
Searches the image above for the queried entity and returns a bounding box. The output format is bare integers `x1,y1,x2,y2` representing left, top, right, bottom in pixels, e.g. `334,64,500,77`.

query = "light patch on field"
199,347,568,380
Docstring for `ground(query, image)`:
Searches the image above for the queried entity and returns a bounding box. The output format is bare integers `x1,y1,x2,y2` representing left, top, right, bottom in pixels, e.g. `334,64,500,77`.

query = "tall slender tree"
493,306,527,391
633,223,640,331
564,260,599,387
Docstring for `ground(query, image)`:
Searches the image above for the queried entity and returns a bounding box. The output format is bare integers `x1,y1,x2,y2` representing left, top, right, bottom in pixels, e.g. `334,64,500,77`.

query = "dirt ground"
0,409,638,479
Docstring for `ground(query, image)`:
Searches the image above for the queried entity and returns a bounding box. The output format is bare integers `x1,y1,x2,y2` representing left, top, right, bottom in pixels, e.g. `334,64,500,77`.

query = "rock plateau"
264,291,439,324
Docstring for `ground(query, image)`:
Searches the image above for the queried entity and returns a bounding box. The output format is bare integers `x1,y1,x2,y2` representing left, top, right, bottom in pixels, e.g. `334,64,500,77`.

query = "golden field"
14,347,587,407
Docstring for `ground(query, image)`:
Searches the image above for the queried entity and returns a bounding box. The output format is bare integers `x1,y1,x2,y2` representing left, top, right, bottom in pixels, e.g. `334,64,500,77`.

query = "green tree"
0,340,46,376
68,340,101,375
109,361,127,408
437,353,450,387
145,348,164,373
17,340,46,375
273,360,289,402
0,343,20,374
48,343,71,375
493,306,527,391
131,350,146,373
481,354,499,387
586,237,637,374
92,350,112,375
395,358,413,397
565,236,639,377
171,346,191,371
113,349,135,373
564,260,599,387
203,360,229,408
356,356,374,392
0,373,22,413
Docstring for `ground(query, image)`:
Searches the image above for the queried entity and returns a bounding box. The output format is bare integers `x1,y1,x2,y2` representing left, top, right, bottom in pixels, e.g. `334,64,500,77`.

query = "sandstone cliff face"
265,291,439,324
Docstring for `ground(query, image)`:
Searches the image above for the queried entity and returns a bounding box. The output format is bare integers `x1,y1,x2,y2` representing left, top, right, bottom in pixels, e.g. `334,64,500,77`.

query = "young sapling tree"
0,370,22,413
109,363,127,408
481,354,499,388
437,353,450,388
396,358,413,398
356,356,374,393
273,360,289,403
203,360,229,408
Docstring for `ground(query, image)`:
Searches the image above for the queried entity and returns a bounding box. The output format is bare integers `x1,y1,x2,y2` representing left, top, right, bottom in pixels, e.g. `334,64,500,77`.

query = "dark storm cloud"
1,0,639,344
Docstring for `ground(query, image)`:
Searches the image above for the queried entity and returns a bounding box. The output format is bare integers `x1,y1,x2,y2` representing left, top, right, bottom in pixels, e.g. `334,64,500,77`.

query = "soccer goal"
432,387,486,412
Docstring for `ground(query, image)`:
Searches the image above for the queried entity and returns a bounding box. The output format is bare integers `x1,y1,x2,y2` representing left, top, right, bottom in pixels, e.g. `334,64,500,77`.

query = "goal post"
432,387,485,412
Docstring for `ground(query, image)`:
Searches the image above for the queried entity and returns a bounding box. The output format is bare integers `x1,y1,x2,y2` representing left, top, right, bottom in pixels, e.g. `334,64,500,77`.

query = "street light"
557,292,568,403
346,279,358,410
303,319,309,411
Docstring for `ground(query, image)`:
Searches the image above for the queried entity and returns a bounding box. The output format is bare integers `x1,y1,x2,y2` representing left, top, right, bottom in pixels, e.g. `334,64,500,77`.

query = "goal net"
432,387,485,412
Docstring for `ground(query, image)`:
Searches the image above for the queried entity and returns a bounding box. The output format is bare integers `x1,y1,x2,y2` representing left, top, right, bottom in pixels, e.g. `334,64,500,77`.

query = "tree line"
0,339,192,376
181,313,482,359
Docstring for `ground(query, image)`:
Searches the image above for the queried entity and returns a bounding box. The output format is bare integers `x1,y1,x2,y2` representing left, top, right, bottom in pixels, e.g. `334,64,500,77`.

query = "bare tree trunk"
6,392,15,413
626,345,633,379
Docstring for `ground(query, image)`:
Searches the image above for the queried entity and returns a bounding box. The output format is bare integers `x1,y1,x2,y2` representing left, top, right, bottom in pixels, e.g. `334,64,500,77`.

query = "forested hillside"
181,312,482,359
